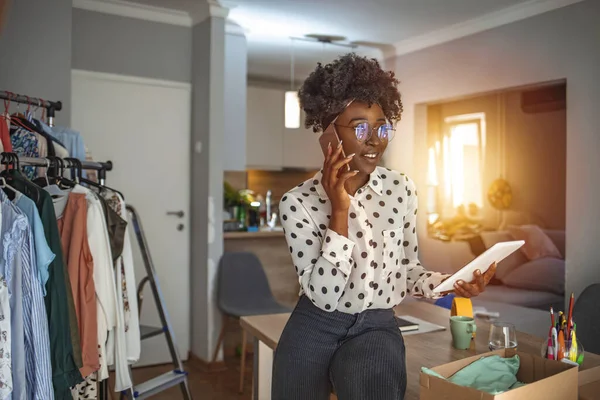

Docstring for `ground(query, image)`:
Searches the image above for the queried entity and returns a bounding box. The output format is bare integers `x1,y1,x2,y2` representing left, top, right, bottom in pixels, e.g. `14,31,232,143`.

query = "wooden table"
241,301,600,400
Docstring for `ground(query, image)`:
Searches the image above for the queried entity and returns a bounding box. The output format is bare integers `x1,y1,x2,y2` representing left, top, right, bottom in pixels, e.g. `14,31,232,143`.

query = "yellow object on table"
451,297,474,318
451,297,475,338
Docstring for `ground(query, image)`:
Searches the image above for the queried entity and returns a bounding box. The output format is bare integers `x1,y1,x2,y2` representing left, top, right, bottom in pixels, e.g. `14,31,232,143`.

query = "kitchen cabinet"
247,85,323,170
283,110,323,169
246,86,284,169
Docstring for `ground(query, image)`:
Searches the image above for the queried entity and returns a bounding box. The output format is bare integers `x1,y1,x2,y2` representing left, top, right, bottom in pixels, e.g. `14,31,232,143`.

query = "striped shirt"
14,195,54,399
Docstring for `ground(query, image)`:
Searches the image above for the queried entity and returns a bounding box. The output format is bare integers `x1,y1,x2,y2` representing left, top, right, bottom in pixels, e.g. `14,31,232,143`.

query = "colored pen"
550,307,555,328
557,330,566,360
567,293,574,338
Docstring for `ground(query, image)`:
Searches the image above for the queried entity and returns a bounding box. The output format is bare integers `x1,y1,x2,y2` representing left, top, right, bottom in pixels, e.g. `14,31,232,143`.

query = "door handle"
166,210,185,218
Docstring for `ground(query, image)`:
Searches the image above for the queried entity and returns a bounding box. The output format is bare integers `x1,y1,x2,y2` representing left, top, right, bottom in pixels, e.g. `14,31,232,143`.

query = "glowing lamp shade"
285,91,301,129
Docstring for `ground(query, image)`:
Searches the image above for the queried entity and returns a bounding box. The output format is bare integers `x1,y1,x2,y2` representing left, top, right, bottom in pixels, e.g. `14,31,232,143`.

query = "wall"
428,86,566,230
224,32,247,171
504,89,566,230
386,0,600,300
0,0,72,124
72,9,191,83
190,16,227,361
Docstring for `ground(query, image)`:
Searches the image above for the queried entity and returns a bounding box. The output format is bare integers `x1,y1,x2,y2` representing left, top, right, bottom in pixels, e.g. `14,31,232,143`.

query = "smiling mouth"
362,153,379,160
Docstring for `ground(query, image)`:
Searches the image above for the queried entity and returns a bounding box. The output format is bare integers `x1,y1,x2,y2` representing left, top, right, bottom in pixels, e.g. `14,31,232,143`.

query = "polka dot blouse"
279,166,449,314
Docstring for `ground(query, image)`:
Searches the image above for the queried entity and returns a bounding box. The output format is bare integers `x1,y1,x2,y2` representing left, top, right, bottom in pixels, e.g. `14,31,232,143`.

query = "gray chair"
211,251,290,393
573,284,600,355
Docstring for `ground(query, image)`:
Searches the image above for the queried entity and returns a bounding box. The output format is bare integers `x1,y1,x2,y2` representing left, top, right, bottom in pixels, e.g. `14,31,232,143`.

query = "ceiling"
128,0,533,82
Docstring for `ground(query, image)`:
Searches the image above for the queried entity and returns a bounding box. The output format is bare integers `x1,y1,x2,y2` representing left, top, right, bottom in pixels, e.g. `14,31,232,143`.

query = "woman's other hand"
452,262,497,298
321,141,358,212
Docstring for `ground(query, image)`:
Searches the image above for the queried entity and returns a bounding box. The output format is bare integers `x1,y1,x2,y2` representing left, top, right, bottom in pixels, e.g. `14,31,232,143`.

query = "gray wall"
223,33,247,171
0,0,72,124
72,9,191,83
190,16,226,361
386,0,600,301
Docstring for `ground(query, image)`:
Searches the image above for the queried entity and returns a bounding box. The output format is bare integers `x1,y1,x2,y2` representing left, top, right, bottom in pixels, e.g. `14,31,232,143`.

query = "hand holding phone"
319,124,358,212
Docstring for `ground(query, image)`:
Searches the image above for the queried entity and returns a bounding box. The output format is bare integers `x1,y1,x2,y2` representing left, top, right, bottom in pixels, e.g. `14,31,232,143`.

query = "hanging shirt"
5,191,55,400
10,128,40,180
48,126,86,161
0,192,27,400
279,167,449,315
14,193,55,295
56,193,99,379
97,196,126,262
32,119,70,159
9,176,83,398
70,186,116,400
0,275,11,399
102,190,137,392
48,127,87,178
44,187,85,377
0,113,11,153
115,193,140,365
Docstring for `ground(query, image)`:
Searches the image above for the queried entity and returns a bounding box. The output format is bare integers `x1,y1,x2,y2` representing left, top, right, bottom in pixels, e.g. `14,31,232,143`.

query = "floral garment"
0,276,11,399
10,128,40,180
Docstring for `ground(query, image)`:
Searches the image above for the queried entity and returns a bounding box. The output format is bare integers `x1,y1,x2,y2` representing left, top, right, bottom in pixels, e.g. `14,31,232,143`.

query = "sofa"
467,229,565,311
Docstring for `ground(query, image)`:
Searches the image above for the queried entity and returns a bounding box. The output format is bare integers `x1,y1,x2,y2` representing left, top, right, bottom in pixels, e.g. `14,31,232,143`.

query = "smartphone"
319,123,351,171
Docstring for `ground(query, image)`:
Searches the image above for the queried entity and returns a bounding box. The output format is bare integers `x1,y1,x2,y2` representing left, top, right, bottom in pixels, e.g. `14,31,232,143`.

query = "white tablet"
433,240,525,293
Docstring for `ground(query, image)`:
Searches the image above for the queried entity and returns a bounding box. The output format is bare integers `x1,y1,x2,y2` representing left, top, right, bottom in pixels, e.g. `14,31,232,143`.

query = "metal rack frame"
1,90,63,126
13,156,113,185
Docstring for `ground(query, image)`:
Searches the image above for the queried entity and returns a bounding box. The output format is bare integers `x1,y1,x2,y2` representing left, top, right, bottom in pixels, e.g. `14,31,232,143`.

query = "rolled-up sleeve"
402,177,449,299
280,194,355,311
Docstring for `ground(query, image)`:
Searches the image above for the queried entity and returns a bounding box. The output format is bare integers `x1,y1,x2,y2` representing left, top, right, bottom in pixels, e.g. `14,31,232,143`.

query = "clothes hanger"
0,176,17,194
64,157,80,183
0,152,42,203
66,157,125,198
53,156,76,189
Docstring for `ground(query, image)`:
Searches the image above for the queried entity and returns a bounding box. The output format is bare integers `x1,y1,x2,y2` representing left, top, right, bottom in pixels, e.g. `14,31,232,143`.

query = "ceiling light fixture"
293,34,358,49
285,37,300,129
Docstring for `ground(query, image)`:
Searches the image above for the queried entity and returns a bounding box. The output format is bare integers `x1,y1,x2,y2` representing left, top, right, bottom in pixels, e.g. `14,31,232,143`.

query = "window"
427,113,486,222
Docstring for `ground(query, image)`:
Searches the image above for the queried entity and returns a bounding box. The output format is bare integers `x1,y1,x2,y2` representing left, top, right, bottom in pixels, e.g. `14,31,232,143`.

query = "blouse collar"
313,168,383,200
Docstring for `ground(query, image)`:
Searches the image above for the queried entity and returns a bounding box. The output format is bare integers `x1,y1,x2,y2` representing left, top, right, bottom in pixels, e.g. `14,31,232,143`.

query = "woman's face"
334,101,388,175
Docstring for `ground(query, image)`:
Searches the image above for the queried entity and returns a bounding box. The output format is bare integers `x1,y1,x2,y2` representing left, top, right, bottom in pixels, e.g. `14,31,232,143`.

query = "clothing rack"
4,155,113,185
0,90,63,127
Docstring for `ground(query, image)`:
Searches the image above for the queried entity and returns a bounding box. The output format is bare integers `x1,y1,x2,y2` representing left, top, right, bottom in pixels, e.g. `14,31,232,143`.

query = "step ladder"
106,205,192,399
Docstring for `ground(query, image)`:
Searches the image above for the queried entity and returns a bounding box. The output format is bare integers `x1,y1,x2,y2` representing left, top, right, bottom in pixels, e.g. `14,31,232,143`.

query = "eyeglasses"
334,122,396,143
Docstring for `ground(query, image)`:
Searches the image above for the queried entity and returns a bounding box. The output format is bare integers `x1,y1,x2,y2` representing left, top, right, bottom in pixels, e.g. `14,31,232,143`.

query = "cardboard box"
420,349,578,400
578,366,600,400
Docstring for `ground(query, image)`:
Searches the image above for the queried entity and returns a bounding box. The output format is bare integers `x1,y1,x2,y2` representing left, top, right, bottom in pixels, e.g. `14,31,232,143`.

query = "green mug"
450,316,477,350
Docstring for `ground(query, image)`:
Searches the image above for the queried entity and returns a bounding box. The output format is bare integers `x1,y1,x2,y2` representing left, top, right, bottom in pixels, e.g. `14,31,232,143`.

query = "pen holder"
540,337,584,365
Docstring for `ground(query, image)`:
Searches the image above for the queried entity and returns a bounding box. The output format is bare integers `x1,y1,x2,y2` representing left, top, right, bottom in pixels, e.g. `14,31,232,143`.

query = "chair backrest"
216,251,275,314
573,283,600,355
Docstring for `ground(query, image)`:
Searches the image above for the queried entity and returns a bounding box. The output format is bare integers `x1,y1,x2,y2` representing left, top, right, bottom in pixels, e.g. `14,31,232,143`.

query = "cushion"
507,225,562,261
501,258,565,294
480,231,529,280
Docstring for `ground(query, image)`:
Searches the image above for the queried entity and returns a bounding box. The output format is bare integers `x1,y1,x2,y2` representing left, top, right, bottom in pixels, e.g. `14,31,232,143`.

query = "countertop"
224,230,285,239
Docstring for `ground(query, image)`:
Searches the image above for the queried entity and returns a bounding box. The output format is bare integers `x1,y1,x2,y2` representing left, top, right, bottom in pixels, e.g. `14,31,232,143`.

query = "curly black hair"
298,53,402,132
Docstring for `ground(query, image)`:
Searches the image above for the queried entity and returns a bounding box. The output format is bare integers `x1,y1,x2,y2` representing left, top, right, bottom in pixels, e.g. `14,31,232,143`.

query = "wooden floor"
108,316,256,400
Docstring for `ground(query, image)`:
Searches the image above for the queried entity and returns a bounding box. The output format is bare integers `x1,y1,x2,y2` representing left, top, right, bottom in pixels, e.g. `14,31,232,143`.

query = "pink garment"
0,113,12,152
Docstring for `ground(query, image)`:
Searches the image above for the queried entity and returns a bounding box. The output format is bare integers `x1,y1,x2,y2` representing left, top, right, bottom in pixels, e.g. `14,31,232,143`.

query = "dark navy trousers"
272,295,407,400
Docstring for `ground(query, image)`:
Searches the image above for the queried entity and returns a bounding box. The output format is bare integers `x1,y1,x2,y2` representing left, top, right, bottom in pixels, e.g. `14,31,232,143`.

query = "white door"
71,70,191,367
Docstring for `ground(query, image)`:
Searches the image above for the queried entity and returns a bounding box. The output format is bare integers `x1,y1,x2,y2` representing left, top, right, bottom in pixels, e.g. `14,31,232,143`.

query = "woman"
272,53,496,400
